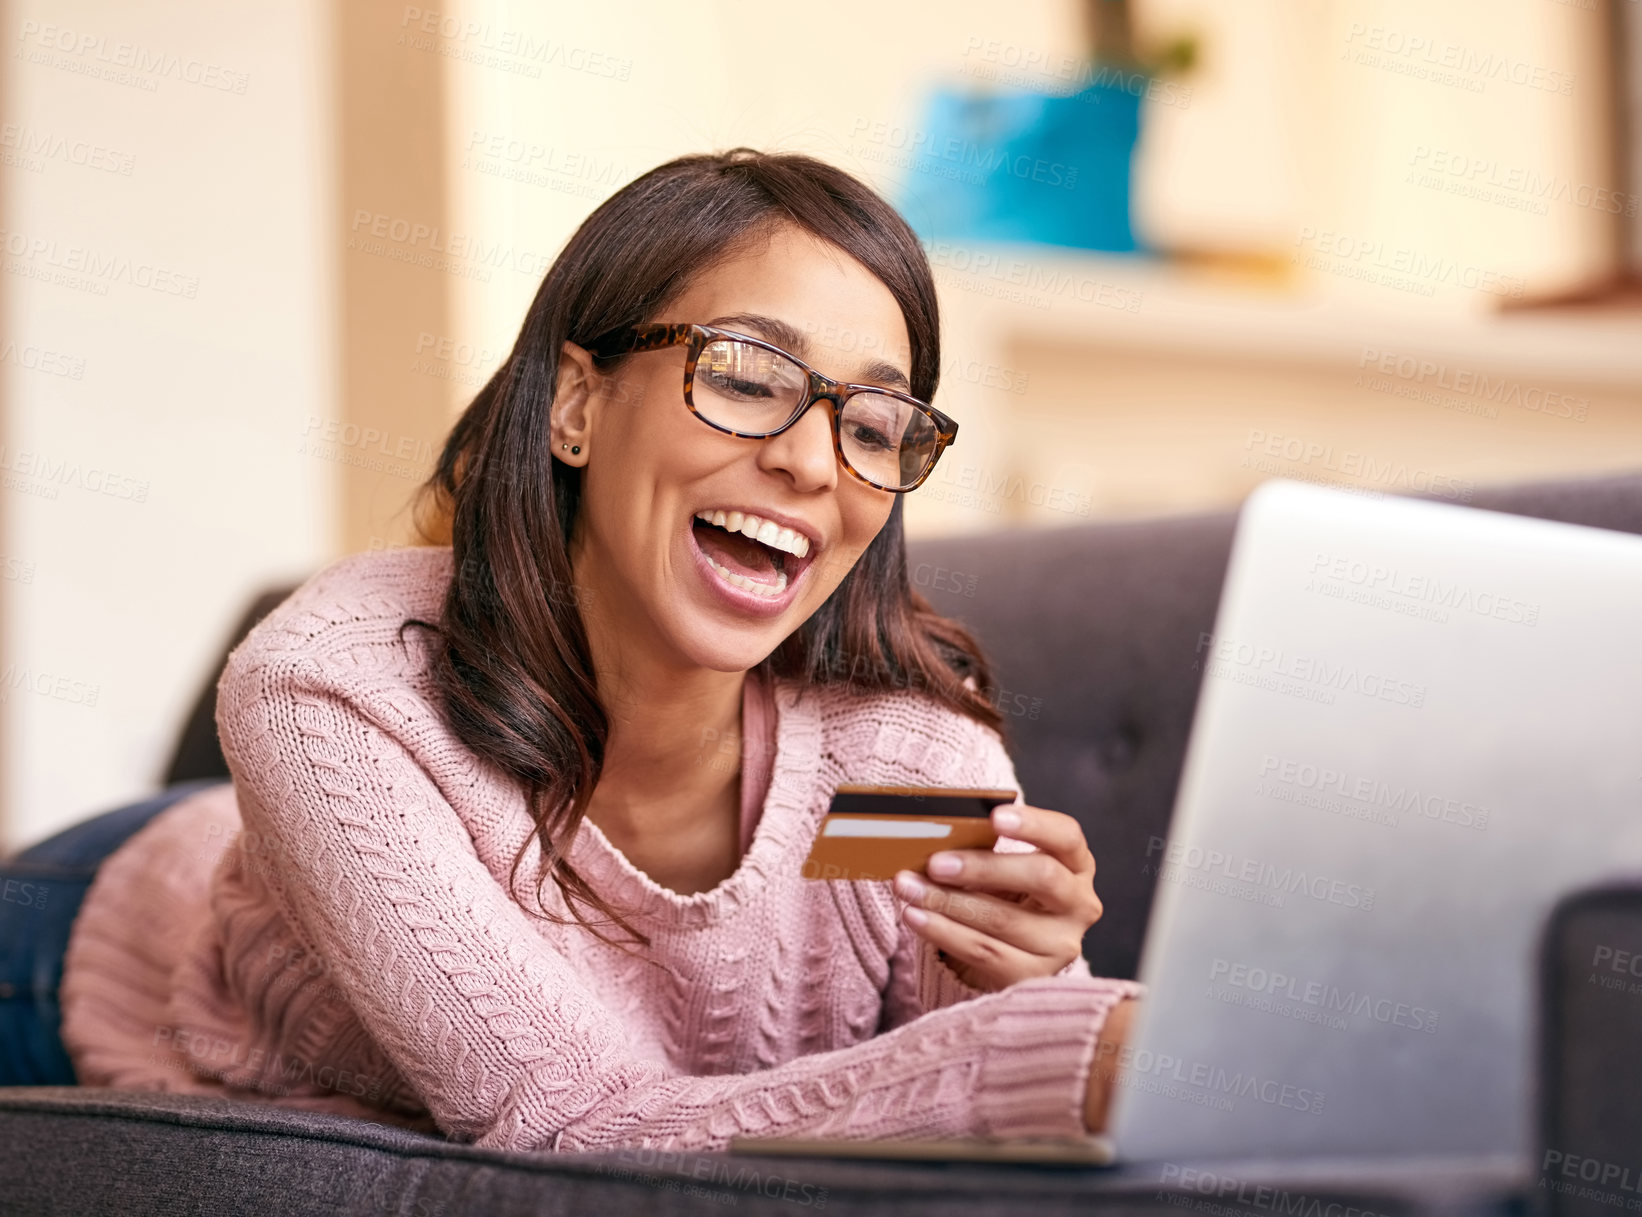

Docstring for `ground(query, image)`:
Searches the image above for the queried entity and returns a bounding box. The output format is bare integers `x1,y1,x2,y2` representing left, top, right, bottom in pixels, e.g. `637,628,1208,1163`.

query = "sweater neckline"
567,676,823,930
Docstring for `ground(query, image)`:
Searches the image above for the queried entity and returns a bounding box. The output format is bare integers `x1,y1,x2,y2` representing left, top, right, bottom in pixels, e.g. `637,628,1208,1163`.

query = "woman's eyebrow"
706,312,913,393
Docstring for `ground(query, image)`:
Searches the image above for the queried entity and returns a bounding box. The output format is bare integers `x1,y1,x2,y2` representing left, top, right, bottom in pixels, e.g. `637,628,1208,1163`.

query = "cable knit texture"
60,546,1141,1151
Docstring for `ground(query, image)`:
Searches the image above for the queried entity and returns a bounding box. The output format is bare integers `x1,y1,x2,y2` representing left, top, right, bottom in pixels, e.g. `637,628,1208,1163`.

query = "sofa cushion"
0,1086,1522,1216
1537,881,1642,1217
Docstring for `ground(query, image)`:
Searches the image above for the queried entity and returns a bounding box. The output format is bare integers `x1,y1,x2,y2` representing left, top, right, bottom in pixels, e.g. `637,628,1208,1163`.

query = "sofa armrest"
1537,882,1642,1217
163,585,301,785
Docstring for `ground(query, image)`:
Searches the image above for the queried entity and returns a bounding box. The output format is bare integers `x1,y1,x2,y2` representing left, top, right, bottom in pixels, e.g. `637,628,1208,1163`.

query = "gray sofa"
4,469,1641,1215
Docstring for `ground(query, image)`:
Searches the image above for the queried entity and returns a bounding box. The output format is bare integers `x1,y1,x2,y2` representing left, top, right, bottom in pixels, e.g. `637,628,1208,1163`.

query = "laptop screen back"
1110,479,1642,1162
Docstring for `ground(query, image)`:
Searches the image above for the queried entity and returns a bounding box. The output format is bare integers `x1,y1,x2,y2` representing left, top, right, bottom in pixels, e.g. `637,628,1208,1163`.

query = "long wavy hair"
405,149,1006,953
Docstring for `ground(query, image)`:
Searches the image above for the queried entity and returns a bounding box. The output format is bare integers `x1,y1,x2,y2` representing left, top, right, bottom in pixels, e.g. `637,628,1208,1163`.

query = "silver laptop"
1104,476,1642,1164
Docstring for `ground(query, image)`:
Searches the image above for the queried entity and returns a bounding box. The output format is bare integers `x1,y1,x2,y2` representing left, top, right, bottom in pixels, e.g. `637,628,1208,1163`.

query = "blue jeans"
0,779,229,1085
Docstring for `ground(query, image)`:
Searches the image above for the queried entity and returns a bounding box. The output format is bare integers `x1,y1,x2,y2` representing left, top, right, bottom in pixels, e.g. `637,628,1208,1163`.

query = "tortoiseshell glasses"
587,322,958,492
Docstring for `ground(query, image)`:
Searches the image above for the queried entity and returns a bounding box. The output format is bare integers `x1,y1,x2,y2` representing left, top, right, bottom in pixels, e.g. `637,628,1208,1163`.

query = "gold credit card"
800,784,1020,882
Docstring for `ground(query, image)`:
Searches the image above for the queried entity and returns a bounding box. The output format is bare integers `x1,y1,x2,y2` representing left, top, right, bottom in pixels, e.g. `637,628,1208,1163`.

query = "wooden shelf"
905,245,1642,538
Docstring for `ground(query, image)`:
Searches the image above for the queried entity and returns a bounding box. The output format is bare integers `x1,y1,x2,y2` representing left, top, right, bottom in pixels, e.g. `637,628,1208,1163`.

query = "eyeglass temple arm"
588,323,693,361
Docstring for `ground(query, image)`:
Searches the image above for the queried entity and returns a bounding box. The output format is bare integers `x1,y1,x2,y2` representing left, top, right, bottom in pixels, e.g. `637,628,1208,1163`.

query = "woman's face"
559,223,913,676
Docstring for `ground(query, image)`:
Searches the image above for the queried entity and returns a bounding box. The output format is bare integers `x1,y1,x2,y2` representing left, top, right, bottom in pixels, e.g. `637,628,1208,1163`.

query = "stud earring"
571,445,580,455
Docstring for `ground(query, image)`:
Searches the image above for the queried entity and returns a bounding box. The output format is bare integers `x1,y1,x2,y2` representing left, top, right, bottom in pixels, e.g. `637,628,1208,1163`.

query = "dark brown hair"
407,149,1004,952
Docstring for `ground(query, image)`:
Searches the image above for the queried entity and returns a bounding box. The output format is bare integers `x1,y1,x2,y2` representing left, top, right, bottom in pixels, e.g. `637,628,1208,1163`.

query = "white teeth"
701,551,790,598
692,509,813,558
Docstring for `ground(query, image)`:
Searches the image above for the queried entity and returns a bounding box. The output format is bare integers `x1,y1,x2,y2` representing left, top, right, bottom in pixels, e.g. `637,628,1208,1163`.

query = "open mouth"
689,509,817,601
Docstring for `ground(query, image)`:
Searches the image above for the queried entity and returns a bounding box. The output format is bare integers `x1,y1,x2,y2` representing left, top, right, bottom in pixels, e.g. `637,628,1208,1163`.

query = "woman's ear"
552,340,598,462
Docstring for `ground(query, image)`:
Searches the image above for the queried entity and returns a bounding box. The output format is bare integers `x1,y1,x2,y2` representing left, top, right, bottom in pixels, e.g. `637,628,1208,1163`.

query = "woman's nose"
757,397,839,491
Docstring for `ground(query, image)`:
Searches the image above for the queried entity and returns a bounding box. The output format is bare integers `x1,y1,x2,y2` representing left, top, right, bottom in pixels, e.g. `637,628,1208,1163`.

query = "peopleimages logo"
1195,631,1428,710
1242,429,1475,503
1159,1164,1391,1217
1407,146,1638,219
1144,836,1377,912
1592,945,1642,977
1208,958,1439,1033
0,123,135,174
347,210,554,278
1105,1042,1326,1116
850,117,1079,190
0,227,201,298
0,444,150,503
1541,1149,1642,1204
1357,348,1588,422
920,240,1144,312
1256,753,1489,832
959,37,1194,110
149,1026,385,1102
1308,550,1540,628
1342,22,1574,96
1293,227,1525,300
14,20,252,93
598,1146,829,1207
1,877,49,910
0,340,85,379
398,7,634,80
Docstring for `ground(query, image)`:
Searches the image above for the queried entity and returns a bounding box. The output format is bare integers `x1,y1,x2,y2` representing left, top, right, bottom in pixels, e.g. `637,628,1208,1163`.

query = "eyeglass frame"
585,321,959,493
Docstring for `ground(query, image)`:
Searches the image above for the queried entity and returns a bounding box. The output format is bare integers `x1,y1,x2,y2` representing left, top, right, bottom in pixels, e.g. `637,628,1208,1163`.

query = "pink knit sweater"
60,545,1140,1152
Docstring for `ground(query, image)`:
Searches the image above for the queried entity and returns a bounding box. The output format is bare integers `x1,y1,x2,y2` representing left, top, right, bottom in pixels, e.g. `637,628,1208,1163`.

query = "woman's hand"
891,803,1104,993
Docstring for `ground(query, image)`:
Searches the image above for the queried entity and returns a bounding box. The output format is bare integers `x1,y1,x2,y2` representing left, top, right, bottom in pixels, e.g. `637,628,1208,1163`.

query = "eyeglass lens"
694,338,939,489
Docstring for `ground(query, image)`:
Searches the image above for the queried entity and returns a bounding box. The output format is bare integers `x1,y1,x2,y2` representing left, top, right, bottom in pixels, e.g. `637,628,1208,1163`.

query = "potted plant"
895,0,1197,253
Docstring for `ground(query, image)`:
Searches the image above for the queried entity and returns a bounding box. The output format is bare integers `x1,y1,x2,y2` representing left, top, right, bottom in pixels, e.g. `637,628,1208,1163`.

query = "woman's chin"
667,615,787,675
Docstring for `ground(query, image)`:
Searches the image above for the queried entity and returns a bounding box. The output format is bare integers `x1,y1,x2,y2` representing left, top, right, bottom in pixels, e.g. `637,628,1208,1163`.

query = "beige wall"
435,0,1085,417
0,0,337,848
1134,0,1623,305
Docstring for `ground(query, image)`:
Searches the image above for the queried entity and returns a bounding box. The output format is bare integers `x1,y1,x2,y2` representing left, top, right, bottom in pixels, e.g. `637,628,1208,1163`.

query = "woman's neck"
586,662,748,837
582,663,752,895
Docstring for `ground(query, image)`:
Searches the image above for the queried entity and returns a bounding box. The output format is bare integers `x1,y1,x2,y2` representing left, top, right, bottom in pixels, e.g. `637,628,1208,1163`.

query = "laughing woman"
55,150,1140,1150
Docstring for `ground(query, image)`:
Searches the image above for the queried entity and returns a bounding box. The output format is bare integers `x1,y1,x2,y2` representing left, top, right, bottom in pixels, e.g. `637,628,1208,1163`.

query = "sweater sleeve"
217,652,1131,1153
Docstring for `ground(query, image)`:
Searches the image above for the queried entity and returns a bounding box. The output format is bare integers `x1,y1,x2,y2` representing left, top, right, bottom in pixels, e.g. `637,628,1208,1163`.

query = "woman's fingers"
893,870,1080,959
890,804,1108,990
990,804,1096,878
923,847,1103,923
896,895,1054,986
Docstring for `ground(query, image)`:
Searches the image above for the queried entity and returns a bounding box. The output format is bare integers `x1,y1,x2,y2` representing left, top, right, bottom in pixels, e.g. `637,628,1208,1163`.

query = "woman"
51,149,1140,1151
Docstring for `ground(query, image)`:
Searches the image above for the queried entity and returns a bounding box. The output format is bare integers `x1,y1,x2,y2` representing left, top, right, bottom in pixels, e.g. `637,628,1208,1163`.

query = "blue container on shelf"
893,80,1144,252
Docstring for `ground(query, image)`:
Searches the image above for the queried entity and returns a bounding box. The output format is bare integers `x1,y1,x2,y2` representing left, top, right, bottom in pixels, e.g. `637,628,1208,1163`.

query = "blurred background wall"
2,0,336,849
1,0,1638,847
